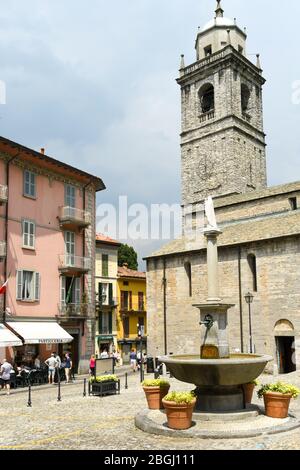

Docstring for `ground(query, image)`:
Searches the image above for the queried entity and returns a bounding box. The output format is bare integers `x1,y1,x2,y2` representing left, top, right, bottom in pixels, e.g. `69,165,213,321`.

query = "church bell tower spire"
215,0,224,18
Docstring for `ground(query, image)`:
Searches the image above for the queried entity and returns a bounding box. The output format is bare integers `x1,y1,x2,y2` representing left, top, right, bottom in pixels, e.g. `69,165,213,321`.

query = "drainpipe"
238,246,244,352
3,153,20,323
163,258,167,355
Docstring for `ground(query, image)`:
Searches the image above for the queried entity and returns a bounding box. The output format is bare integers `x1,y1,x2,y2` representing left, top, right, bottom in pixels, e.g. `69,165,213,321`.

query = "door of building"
275,336,296,374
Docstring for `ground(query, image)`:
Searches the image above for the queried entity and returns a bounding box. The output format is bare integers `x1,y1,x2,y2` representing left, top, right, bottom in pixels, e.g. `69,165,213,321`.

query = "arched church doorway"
274,320,296,374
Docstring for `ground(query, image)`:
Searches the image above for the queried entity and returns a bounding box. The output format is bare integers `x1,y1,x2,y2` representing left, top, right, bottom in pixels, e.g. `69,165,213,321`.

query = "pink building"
0,136,105,373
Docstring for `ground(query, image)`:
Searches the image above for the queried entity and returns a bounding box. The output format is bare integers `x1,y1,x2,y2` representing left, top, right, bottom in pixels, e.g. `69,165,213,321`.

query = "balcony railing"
0,185,8,204
199,110,215,123
58,254,91,273
58,206,91,229
99,297,118,308
58,303,89,317
0,241,6,258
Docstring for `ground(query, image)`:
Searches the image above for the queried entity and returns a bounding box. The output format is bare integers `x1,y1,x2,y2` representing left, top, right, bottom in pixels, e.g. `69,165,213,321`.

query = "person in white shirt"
100,350,109,359
0,359,13,395
45,353,58,384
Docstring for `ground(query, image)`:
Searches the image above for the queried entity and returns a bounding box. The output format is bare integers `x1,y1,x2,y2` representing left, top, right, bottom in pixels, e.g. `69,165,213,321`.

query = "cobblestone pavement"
0,371,299,450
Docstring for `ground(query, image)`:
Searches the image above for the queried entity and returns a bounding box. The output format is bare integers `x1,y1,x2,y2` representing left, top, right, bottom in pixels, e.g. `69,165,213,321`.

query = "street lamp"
244,292,254,354
137,323,144,383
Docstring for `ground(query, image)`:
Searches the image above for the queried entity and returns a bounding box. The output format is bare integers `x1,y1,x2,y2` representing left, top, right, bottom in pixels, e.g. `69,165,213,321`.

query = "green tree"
118,244,138,271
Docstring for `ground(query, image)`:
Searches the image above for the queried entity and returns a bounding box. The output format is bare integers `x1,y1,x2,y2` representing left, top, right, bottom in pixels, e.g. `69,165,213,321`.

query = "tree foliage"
118,244,138,271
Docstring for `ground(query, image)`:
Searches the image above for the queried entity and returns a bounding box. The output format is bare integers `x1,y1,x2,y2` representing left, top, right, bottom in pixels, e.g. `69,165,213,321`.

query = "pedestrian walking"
0,359,13,395
45,353,58,385
89,355,96,376
130,349,137,372
64,353,73,384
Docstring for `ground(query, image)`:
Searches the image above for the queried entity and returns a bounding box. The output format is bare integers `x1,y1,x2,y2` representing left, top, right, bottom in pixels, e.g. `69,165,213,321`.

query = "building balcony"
97,297,118,310
120,305,146,314
0,185,8,204
199,110,215,123
58,303,89,318
0,241,6,259
58,206,91,230
58,255,91,275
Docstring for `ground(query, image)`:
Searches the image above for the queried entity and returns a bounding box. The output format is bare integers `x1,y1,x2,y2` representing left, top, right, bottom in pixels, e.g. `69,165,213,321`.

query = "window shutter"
61,277,66,304
109,283,113,305
16,271,23,300
34,272,40,301
121,291,125,309
98,282,103,304
109,312,113,334
30,222,35,248
75,278,81,304
129,291,132,310
99,313,103,334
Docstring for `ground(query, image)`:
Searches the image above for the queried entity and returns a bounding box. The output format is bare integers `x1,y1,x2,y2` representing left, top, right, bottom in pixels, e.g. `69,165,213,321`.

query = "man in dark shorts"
0,359,13,395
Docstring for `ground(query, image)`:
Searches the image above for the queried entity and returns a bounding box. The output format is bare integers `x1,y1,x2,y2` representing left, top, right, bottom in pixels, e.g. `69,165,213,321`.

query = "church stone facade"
145,2,300,374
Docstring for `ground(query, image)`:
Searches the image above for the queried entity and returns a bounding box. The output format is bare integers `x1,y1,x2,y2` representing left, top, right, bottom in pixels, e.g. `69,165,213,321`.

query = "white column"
204,229,222,302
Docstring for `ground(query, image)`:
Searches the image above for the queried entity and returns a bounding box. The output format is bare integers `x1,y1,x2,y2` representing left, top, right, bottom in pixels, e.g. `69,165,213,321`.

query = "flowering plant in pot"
242,379,259,405
257,382,300,419
142,379,170,410
89,374,119,384
162,391,196,430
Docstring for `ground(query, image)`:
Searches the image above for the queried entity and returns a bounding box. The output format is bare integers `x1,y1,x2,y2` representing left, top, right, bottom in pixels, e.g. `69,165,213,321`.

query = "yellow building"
95,234,121,356
117,264,147,364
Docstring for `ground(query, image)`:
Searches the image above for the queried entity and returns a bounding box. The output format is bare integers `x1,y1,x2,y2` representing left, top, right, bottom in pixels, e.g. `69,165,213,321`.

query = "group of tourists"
130,349,147,373
0,351,73,395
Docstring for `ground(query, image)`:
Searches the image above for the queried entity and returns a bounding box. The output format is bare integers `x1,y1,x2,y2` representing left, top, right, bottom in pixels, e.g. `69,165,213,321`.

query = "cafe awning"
7,322,73,345
0,324,23,347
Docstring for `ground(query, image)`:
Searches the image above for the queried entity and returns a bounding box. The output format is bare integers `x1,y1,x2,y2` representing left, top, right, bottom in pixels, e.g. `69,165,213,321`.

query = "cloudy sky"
0,0,299,267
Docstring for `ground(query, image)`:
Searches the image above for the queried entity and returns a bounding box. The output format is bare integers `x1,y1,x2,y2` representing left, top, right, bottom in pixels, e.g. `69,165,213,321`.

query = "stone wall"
147,236,300,373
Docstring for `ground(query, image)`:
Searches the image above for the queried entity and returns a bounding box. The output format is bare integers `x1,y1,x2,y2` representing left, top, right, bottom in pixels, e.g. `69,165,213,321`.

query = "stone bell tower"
178,1,267,207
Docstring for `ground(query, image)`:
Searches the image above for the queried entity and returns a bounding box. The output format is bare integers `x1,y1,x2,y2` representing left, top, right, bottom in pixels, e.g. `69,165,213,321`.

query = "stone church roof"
214,181,300,209
145,208,300,260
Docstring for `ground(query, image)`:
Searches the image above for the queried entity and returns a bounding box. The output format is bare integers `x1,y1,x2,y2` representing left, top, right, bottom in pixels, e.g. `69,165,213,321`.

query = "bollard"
125,373,128,390
27,384,32,408
83,378,87,397
57,370,61,402
88,379,91,396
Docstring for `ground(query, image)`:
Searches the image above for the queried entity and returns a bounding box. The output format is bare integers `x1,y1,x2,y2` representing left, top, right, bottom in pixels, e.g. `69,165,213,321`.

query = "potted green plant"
242,379,259,405
257,382,300,419
162,391,196,430
142,379,170,410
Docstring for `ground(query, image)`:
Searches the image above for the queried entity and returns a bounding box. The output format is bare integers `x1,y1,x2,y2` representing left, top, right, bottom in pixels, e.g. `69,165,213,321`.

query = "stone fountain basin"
158,354,273,387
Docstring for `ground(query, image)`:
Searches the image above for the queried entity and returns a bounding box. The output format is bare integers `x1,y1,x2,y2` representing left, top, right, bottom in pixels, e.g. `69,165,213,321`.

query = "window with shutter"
24,170,36,198
61,277,66,304
129,291,132,310
35,272,40,301
23,220,35,249
109,283,113,305
109,312,113,334
75,278,81,304
102,254,109,277
65,185,76,208
16,271,23,300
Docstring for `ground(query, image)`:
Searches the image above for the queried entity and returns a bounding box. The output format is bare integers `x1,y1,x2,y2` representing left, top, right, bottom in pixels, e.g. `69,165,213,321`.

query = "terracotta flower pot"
263,392,292,419
143,386,170,410
242,383,256,405
162,398,196,430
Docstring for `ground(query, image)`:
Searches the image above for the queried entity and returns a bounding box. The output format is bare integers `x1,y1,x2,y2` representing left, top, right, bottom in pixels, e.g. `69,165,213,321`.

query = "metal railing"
0,185,8,202
58,303,89,316
98,327,113,335
0,241,6,258
58,254,92,271
59,206,91,225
